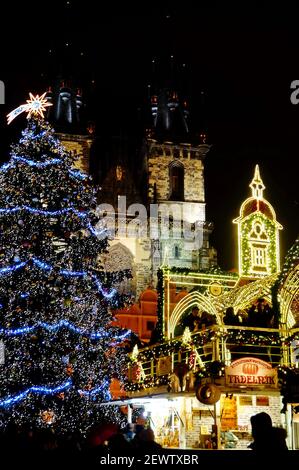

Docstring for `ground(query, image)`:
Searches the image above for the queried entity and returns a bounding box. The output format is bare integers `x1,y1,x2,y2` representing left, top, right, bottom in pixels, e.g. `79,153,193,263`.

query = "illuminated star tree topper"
7,92,52,124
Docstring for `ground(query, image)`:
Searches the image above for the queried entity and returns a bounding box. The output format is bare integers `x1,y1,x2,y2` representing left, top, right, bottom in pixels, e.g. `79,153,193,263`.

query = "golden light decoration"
280,264,299,328
131,345,139,362
7,92,52,124
233,165,282,278
182,326,192,345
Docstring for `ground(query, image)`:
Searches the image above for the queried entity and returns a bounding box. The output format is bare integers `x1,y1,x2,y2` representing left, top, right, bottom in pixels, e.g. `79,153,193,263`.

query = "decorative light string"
20,129,48,141
12,156,61,167
0,378,111,409
0,380,72,408
0,258,117,299
0,205,104,237
0,319,132,341
0,158,88,180
0,262,27,276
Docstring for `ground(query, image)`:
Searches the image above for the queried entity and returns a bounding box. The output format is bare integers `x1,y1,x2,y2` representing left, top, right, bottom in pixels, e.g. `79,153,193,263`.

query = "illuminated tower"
233,165,283,278
145,85,216,271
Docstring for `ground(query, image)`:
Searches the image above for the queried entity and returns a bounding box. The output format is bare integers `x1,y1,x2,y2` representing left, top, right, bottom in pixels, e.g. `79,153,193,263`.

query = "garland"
284,332,299,346
271,236,299,321
168,266,238,278
156,268,164,342
277,236,299,286
125,374,170,392
195,360,226,380
129,329,282,366
225,329,281,346
134,332,213,362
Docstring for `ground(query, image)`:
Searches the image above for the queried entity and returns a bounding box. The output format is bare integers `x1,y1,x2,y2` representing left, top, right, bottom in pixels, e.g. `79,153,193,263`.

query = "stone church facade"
46,81,218,299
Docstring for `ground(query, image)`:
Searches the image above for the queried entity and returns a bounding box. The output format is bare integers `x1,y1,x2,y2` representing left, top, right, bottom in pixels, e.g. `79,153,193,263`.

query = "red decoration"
188,350,197,370
66,364,74,376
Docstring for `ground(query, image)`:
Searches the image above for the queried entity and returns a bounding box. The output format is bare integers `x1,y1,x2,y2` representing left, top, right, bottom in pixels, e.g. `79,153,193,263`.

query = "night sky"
1,3,298,270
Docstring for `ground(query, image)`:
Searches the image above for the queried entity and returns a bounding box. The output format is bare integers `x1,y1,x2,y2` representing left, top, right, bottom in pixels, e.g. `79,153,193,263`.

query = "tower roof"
249,164,265,199
233,165,282,228
149,88,190,142
144,58,208,144
46,80,86,134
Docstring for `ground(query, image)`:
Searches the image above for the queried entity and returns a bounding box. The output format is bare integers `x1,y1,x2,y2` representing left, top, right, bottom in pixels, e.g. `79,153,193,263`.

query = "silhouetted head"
134,424,145,436
139,428,155,442
226,307,235,316
191,306,199,316
250,412,272,438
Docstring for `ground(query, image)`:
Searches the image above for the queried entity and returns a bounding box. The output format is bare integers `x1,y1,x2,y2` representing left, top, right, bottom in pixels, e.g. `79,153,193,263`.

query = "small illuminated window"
253,247,266,266
116,165,123,181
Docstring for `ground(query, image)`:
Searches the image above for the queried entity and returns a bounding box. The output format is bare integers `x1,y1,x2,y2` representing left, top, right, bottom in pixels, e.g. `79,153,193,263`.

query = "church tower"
145,84,216,271
46,81,94,174
233,165,283,278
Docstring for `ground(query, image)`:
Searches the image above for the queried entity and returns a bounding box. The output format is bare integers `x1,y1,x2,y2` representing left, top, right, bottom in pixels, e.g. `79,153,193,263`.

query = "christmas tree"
0,116,131,435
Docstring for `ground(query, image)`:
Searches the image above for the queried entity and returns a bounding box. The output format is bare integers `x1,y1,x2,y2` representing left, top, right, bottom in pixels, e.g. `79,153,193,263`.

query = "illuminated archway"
169,291,219,337
214,274,277,313
280,264,299,327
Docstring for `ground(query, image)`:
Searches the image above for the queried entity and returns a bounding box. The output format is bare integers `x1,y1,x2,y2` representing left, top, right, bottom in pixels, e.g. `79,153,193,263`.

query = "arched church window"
169,161,184,201
174,245,180,259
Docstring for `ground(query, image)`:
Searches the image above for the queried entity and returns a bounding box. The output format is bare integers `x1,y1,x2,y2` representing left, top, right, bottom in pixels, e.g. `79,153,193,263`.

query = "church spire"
249,164,265,199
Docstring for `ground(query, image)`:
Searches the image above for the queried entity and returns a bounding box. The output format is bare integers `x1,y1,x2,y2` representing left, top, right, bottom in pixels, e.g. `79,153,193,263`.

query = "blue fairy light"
20,293,29,298
0,380,72,408
0,157,88,181
12,156,61,167
0,318,131,341
0,379,112,408
0,262,26,276
0,206,105,237
0,258,117,298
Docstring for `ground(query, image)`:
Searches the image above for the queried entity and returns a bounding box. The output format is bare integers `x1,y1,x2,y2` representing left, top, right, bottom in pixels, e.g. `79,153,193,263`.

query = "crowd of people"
177,298,277,334
174,306,216,336
0,421,162,457
0,412,288,456
223,298,278,328
174,300,280,363
222,299,280,364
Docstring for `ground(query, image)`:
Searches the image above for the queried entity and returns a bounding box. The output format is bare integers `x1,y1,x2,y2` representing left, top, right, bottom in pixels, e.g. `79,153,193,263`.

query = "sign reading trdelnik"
225,358,278,388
